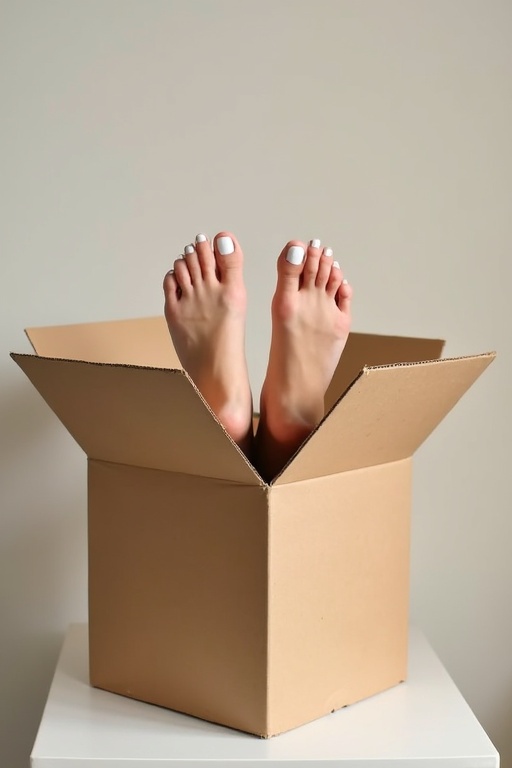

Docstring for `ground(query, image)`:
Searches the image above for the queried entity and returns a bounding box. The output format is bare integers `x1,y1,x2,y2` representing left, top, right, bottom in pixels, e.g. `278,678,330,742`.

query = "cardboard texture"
12,316,495,737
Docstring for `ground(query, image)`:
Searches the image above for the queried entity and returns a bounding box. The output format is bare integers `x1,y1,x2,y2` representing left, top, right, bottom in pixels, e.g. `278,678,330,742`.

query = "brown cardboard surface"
267,460,411,735
12,317,496,737
88,460,269,735
325,332,446,411
276,352,496,485
26,316,180,368
88,457,411,737
12,354,261,484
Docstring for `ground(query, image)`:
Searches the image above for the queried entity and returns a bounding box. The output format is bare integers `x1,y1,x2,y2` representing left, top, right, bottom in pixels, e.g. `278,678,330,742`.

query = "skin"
163,232,352,480
256,238,352,480
163,232,253,457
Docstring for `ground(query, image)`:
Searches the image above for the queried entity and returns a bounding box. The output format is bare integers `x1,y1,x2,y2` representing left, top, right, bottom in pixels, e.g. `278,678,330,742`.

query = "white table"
31,624,498,767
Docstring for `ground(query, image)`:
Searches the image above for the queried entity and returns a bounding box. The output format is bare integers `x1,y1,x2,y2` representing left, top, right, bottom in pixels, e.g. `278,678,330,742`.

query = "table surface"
31,624,498,768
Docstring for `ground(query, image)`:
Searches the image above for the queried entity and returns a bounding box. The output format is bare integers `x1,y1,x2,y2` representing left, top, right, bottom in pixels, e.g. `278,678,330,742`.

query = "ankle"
216,401,253,452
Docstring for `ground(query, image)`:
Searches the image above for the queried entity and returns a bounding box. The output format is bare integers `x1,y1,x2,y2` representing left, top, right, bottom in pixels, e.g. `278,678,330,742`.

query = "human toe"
183,242,203,284
277,239,306,284
336,276,353,313
194,233,217,279
316,246,334,288
163,269,180,313
326,257,343,296
213,231,244,281
173,256,193,295
302,238,323,287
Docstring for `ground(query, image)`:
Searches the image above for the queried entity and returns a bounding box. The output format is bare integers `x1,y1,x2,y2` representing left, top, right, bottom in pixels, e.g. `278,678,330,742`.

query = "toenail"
324,247,334,258
333,261,340,269
342,278,349,285
286,245,305,265
217,236,235,255
167,269,174,275
196,233,207,243
310,239,321,248
184,244,195,255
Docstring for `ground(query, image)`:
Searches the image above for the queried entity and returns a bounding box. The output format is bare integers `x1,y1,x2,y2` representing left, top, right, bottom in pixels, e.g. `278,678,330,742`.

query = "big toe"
276,240,306,291
213,231,244,283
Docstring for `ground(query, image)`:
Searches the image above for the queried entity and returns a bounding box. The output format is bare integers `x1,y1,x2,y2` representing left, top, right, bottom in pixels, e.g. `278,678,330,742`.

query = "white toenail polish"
184,244,195,255
217,236,235,255
286,245,305,265
196,233,207,243
342,278,349,285
310,238,321,248
324,247,334,258
333,260,340,269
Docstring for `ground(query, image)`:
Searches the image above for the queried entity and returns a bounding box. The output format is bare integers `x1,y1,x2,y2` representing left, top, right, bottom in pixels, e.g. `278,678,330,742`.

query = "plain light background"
1,1,510,765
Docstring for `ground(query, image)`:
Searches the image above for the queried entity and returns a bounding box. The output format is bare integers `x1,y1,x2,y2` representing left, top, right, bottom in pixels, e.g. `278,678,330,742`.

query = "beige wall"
1,0,510,764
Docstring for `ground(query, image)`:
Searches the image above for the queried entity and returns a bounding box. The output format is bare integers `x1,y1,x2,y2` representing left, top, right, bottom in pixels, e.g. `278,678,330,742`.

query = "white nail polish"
184,244,195,255
333,260,340,269
196,233,207,243
217,236,234,255
167,269,174,275
310,238,321,248
342,278,349,285
324,247,333,258
286,245,305,265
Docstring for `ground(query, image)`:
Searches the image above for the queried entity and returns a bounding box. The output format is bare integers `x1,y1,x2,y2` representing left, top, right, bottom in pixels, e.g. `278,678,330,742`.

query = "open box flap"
275,352,496,485
25,316,180,369
11,353,262,485
325,332,446,411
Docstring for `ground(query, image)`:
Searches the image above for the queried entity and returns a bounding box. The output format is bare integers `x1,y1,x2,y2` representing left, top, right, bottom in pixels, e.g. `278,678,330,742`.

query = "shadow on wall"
1,380,87,768
2,376,58,466
488,691,512,768
0,630,62,768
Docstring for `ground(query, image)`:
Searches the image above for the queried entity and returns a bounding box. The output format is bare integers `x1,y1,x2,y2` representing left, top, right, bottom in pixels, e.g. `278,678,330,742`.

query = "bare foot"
256,238,353,480
163,232,253,456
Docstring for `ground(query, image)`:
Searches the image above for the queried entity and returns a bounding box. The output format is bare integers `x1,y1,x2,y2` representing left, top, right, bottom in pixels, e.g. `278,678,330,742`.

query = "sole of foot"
257,237,352,478
163,232,253,453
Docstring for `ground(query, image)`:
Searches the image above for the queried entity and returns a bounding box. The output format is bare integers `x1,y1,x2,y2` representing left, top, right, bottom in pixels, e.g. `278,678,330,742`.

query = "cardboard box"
12,317,495,737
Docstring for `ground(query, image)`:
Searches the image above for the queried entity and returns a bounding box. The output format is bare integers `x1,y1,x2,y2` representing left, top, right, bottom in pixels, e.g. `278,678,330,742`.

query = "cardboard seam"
23,330,38,354
87,457,269,489
11,351,185,372
265,490,272,737
366,351,497,370
272,457,414,490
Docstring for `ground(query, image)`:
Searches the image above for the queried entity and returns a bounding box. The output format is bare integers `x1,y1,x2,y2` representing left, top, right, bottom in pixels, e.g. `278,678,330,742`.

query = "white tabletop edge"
30,624,499,767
